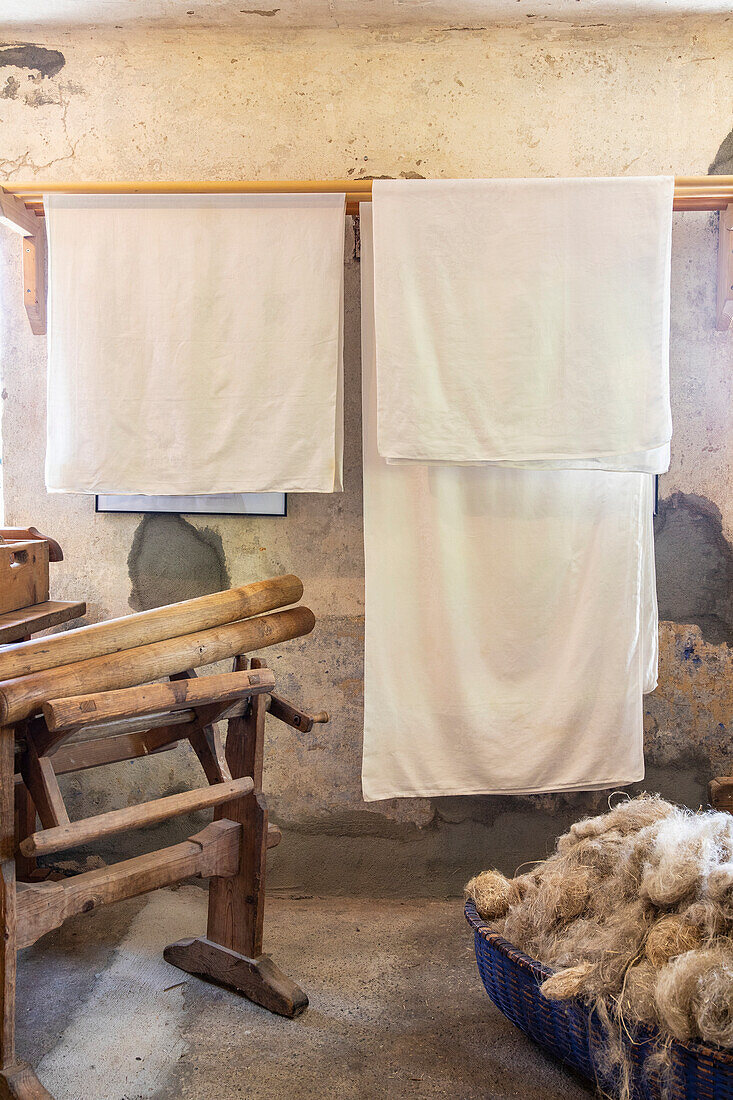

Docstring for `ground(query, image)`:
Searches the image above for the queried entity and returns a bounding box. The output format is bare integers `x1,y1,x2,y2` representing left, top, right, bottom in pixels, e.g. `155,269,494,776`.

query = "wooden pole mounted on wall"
2,177,733,335
0,190,46,336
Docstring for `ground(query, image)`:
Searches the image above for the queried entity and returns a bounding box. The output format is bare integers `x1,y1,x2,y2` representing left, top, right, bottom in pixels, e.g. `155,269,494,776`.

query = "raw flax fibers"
466,795,733,1095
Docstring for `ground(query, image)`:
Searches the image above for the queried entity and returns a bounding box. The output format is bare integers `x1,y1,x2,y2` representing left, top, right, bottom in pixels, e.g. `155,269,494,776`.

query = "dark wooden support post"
0,727,51,1099
13,783,37,884
164,657,307,1018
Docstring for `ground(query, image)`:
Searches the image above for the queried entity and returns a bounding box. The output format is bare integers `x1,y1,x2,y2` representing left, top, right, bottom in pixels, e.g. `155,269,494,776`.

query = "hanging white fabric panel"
45,193,345,495
371,177,673,472
361,205,655,800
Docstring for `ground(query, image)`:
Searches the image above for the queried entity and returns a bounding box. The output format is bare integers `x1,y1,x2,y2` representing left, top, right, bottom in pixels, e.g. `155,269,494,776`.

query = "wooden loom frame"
0,579,329,1100
0,175,732,333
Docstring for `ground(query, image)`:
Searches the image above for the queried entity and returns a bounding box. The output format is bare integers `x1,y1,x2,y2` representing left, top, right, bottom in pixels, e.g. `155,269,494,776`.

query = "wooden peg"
268,694,330,733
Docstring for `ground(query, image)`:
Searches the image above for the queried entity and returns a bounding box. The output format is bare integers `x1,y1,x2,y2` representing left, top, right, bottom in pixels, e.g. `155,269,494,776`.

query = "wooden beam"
0,192,47,338
717,204,733,331
4,176,733,210
15,821,241,950
49,723,187,774
0,605,315,726
163,938,308,1019
42,667,275,733
0,730,17,1071
19,737,69,831
0,575,303,683
20,776,254,857
206,658,269,955
21,229,46,336
0,191,39,237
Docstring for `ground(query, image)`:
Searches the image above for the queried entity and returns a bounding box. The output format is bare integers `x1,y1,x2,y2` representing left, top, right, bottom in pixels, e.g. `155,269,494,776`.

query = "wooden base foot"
163,936,308,1019
0,1063,52,1100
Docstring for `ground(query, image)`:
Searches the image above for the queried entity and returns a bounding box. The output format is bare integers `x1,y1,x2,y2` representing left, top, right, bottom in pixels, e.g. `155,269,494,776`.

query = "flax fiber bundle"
465,795,733,1097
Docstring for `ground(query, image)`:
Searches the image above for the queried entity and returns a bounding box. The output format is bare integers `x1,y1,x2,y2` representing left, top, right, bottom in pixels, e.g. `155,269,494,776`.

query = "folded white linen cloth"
45,193,345,494
371,177,674,473
361,205,655,799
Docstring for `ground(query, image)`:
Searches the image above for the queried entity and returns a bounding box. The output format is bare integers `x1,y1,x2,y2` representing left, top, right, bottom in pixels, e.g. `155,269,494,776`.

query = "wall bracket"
0,189,47,336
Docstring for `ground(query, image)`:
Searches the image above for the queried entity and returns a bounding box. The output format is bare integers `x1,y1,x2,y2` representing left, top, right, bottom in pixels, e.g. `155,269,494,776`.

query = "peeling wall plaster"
128,514,230,611
0,22,731,894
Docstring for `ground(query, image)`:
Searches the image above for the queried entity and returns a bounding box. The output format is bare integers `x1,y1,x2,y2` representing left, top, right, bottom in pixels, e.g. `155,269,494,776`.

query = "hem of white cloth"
643,678,659,695
361,770,646,802
45,485,344,495
380,442,672,468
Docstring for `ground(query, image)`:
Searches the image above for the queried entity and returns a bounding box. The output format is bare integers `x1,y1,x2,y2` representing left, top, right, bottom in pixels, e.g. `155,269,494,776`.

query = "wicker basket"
465,899,733,1099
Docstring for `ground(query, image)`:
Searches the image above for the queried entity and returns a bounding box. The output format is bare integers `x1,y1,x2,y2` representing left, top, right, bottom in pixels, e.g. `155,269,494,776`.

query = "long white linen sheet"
371,177,673,472
361,205,655,800
45,193,345,494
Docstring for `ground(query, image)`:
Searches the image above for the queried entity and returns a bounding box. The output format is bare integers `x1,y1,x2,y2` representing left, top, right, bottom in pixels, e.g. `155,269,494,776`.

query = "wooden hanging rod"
2,177,731,332
3,176,733,216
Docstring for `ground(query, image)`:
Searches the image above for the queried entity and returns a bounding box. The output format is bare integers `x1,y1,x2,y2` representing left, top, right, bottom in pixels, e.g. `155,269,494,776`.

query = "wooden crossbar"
3,176,733,210
15,820,242,949
20,776,254,857
42,667,276,732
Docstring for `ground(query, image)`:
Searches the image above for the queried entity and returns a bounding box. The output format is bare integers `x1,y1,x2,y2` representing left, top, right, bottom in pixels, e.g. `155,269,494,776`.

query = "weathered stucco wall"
0,20,731,894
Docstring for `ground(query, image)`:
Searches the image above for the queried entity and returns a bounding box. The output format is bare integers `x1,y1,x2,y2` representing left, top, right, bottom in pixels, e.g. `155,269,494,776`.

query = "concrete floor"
17,888,594,1099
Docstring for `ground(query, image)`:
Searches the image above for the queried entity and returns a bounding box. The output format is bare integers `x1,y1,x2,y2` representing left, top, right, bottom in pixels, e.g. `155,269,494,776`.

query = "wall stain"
654,492,733,646
24,87,58,107
710,126,733,175
0,45,65,79
240,8,280,14
0,75,19,99
127,514,230,611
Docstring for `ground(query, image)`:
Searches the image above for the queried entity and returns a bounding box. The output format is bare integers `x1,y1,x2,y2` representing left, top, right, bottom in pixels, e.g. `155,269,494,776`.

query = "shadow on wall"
127,513,230,611
710,125,733,175
654,492,733,647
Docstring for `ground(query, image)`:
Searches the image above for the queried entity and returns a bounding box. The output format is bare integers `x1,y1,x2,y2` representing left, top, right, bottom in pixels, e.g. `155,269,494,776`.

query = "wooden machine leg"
0,729,51,1099
164,658,308,1019
13,784,37,884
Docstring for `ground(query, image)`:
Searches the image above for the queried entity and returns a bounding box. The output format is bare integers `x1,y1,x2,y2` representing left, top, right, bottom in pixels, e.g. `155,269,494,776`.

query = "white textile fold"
371,177,673,473
361,205,654,800
45,193,345,495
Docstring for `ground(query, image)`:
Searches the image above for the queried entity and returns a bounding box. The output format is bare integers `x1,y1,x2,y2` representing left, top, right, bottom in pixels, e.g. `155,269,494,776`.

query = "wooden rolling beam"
15,820,241,950
0,574,303,682
0,604,315,728
42,667,276,733
20,776,254,857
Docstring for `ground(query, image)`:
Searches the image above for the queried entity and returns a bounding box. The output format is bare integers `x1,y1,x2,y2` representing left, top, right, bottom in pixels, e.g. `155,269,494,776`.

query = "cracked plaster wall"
0,20,731,895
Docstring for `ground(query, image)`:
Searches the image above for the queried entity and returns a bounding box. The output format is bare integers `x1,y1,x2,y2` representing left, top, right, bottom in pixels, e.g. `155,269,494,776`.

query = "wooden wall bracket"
717,203,733,332
0,191,47,337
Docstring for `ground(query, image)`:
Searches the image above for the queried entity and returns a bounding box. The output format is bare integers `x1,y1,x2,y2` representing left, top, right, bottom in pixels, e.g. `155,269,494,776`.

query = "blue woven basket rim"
464,898,733,1067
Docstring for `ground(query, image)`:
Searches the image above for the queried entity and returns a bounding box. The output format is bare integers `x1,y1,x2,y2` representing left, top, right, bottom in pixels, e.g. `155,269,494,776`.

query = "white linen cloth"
45,193,345,494
361,205,655,799
371,177,674,473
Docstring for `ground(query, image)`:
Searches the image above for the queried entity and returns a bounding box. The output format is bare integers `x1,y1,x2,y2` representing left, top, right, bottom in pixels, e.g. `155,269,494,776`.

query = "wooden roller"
0,605,315,726
20,777,255,856
43,667,277,733
0,574,303,683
